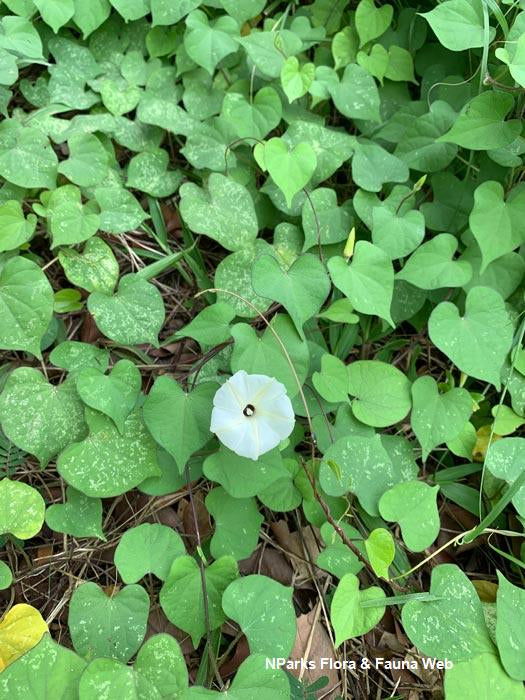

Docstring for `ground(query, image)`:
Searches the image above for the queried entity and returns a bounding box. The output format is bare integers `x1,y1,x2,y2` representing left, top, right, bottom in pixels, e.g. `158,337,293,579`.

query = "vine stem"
195,287,406,591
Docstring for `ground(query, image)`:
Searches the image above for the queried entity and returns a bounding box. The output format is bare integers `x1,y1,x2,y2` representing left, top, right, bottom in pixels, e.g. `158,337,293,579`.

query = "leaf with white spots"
444,653,525,700
57,408,161,498
0,256,54,359
0,478,45,540
402,563,495,661
496,571,525,680
68,582,149,663
179,173,258,252
203,446,286,497
45,486,105,540
58,237,119,295
0,367,88,466
88,274,165,347
485,437,525,518
160,555,238,647
222,575,296,657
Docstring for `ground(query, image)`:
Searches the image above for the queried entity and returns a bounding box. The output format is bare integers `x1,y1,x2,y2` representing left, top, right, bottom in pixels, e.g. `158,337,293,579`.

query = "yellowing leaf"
0,604,48,671
472,425,502,462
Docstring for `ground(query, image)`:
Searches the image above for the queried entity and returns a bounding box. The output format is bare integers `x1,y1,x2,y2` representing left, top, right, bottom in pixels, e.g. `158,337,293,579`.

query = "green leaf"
88,274,165,347
135,634,188,698
355,0,393,47
319,434,416,515
127,149,182,198
59,237,119,295
469,181,522,272
379,481,440,552
45,185,100,249
230,314,310,398
421,172,474,233
203,446,285,498
45,487,105,540
301,187,352,251
328,242,394,326
78,658,154,700
173,302,235,347
444,653,525,700
0,634,87,699
257,458,302,512
0,200,36,252
281,56,315,103
115,523,186,583
385,45,416,82
485,438,525,518
33,0,74,33
187,655,290,700
372,206,424,260
179,174,258,252
411,376,473,459
0,16,43,59
331,26,358,70
328,63,381,122
68,582,149,662
95,186,147,234
347,360,411,428
49,341,109,373
143,376,216,472
428,286,513,388
75,359,141,434
73,0,111,38
206,487,263,560
252,253,330,339
331,573,386,646
221,86,282,140
364,528,395,578
57,133,109,187
439,92,521,150
151,0,200,24
351,140,409,193
0,478,44,539
312,353,349,403
0,256,53,358
0,367,87,466
110,0,150,21
222,575,296,657
318,298,359,324
184,10,238,75
317,522,365,578
0,561,12,590
0,121,57,189
495,571,525,680
57,409,161,498
160,555,238,647
421,0,487,51
497,34,525,88
258,137,317,208
221,0,265,23
215,241,274,317
402,563,494,661
397,233,473,290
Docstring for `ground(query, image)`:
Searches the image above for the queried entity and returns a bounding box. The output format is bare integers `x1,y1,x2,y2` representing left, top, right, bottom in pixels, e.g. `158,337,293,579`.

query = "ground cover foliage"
0,0,524,697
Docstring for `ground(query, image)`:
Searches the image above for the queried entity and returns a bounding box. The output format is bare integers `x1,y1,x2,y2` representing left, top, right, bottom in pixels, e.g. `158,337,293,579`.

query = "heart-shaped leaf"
496,571,525,681
281,56,315,103
95,186,147,234
206,487,263,561
59,237,119,295
160,555,238,647
68,582,149,662
0,200,36,253
0,634,87,698
444,652,525,700
355,0,393,46
347,360,412,427
379,481,440,552
252,253,330,338
312,353,349,403
143,376,217,473
428,286,513,388
357,44,389,82
259,137,317,207
0,478,45,540
0,256,54,359
331,573,386,646
328,242,394,326
187,655,290,699
411,376,473,459
397,233,472,289
45,185,100,249
0,604,48,671
76,359,141,433
203,446,286,497
328,63,381,122
114,523,186,584
127,148,182,198
0,562,12,590
364,528,395,578
372,206,425,260
0,367,87,466
221,86,282,140
180,173,258,252
57,409,161,498
485,438,525,517
88,274,165,347
402,563,494,661
222,575,296,657
45,486,105,540
301,187,353,251
57,132,109,187
317,522,365,578
184,10,238,76
49,341,109,374
100,79,141,116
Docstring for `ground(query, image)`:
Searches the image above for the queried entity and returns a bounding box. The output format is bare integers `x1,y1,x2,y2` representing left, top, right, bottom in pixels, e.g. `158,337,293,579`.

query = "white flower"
210,370,295,461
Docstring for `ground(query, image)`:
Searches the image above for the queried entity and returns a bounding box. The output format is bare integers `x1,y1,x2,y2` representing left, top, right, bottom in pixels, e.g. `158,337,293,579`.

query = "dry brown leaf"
271,520,320,581
239,546,294,585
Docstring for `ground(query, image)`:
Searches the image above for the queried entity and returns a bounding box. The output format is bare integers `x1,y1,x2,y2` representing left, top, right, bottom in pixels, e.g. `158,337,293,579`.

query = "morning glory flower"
210,370,295,460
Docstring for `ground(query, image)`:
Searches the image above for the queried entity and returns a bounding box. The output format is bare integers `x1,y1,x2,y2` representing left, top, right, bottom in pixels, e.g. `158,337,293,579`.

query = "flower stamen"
243,404,255,417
